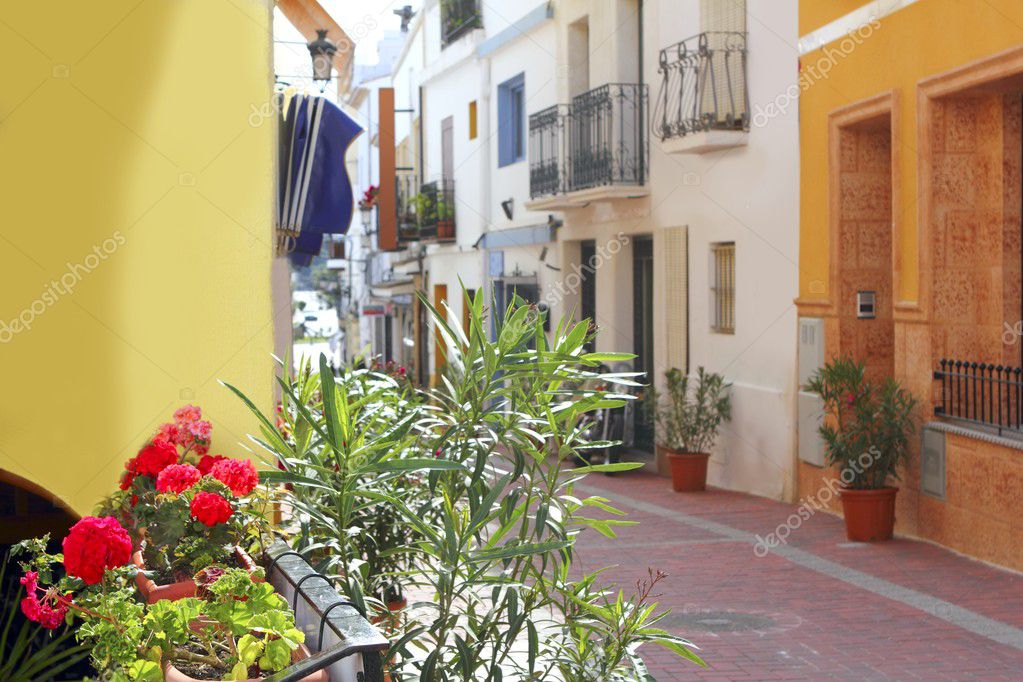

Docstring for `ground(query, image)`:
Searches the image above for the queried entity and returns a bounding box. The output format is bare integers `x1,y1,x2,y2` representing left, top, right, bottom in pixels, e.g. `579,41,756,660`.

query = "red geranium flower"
197,454,229,475
173,404,212,455
152,421,178,445
62,516,133,585
190,492,233,527
133,440,178,478
156,463,202,495
20,572,72,629
210,458,259,497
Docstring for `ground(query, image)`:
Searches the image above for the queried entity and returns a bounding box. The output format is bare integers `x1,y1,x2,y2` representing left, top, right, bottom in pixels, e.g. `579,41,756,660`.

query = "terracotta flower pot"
839,487,898,542
664,448,710,492
372,597,407,626
134,545,262,604
163,642,327,682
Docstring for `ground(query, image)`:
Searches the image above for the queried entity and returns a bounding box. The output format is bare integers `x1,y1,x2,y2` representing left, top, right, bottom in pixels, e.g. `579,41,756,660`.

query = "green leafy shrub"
648,367,732,453
229,287,706,679
804,355,917,489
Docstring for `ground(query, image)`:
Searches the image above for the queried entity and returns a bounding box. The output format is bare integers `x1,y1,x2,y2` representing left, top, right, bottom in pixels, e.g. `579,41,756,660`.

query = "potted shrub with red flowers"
100,405,271,602
14,526,323,682
648,367,732,492
805,356,917,542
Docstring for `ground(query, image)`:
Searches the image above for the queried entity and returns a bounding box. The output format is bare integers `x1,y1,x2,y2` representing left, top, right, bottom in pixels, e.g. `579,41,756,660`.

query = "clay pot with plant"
648,367,731,492
805,356,917,542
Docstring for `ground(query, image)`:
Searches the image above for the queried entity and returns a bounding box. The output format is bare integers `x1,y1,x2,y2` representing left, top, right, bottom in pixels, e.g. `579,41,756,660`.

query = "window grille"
711,242,735,334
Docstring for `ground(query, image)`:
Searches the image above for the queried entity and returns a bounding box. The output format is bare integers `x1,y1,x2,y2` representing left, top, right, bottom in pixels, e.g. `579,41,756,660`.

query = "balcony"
527,84,649,210
396,170,419,245
393,175,456,244
653,31,749,154
417,179,456,241
441,0,481,47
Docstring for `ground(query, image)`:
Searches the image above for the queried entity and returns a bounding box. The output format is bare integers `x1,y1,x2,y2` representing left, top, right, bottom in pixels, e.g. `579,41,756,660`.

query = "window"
468,100,478,139
497,73,525,167
710,242,735,334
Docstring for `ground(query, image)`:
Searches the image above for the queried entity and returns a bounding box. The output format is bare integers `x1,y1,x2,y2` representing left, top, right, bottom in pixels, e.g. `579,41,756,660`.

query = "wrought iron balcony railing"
528,84,648,199
934,359,1023,436
417,178,456,241
653,31,748,141
441,0,481,47
528,104,570,197
395,170,419,244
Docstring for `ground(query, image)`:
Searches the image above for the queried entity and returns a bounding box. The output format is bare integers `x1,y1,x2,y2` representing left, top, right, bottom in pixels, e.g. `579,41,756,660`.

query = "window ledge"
662,130,748,155
525,184,649,211
926,420,1023,451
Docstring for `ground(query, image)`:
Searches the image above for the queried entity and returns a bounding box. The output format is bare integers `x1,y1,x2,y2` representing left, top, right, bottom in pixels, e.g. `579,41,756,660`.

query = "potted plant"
805,356,917,541
649,367,731,492
98,406,271,602
14,529,324,682
435,197,454,239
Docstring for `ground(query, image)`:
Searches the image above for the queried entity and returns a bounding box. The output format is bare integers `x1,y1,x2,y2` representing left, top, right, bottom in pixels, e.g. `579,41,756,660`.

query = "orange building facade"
798,0,1023,569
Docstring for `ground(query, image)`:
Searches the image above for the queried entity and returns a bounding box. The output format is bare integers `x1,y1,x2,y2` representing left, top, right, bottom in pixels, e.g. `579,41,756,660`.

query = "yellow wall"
799,0,1023,305
0,1,276,514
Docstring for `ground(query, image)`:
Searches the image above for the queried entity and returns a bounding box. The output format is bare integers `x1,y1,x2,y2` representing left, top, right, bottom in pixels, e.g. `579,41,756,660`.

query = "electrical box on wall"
798,318,826,466
857,291,876,319
920,426,946,499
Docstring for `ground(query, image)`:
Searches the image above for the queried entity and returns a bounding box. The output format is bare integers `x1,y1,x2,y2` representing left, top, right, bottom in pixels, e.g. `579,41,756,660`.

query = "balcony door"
633,236,655,451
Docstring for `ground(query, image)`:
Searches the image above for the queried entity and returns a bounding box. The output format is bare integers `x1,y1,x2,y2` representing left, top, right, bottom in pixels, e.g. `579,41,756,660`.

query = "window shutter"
699,0,746,32
665,227,688,372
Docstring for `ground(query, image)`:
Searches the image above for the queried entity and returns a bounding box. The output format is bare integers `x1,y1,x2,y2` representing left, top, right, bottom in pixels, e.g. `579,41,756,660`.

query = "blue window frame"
497,73,525,167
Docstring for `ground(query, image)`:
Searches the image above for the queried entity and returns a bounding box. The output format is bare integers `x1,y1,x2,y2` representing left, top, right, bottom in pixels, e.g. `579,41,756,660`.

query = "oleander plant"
229,287,706,680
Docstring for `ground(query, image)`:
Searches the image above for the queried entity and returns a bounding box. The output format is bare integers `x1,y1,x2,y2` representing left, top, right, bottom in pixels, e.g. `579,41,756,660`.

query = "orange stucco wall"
798,0,1023,570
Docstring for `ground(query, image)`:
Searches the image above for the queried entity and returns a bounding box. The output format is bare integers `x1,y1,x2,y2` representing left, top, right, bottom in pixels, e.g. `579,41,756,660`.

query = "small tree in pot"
649,367,731,492
805,356,917,541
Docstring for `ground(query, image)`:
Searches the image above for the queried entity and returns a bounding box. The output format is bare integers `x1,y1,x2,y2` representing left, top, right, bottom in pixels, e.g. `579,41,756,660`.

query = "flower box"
162,642,327,682
133,545,262,604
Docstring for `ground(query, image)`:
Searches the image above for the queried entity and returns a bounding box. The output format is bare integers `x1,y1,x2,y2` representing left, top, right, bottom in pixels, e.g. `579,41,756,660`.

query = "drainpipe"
479,55,492,318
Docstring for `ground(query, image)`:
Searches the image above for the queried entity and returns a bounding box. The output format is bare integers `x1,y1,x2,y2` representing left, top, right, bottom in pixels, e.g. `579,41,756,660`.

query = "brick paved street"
574,466,1023,680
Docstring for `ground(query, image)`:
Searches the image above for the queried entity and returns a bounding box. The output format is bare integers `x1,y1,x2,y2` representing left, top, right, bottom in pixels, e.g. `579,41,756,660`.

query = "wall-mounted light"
307,29,337,83
500,198,514,221
359,203,373,229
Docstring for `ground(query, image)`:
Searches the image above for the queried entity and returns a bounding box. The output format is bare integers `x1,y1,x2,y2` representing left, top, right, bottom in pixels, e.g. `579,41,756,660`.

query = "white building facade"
349,0,800,501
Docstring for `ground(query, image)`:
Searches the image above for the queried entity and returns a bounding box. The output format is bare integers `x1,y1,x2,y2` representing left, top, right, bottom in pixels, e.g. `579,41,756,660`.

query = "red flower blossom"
62,516,133,585
197,454,229,475
174,405,202,423
152,421,178,445
119,469,135,491
173,404,212,455
210,458,259,497
156,463,202,494
190,492,233,527
20,572,71,629
134,440,178,478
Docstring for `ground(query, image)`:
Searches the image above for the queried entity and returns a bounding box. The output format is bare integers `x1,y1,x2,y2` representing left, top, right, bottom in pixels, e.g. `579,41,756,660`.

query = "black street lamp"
307,29,337,83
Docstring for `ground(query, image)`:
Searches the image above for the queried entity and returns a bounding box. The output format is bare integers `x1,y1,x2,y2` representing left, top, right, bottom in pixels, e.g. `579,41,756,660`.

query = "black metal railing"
570,83,648,191
417,178,456,241
933,359,1023,435
441,0,481,47
396,170,419,243
528,84,648,199
529,104,570,198
653,31,748,140
265,541,387,681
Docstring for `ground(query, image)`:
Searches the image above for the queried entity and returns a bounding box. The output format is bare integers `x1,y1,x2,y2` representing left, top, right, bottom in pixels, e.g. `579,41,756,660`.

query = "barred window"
711,242,735,334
